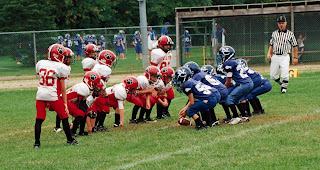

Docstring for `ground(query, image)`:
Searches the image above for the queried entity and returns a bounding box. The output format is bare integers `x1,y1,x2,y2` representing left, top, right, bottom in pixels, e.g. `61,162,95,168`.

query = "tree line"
0,0,293,32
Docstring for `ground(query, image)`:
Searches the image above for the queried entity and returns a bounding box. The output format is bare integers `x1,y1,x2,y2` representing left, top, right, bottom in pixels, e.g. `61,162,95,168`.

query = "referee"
267,15,298,94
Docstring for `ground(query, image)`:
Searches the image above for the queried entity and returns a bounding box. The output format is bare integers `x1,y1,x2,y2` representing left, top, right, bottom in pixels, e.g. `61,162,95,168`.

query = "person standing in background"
147,26,157,57
161,22,170,36
297,34,306,63
267,15,298,94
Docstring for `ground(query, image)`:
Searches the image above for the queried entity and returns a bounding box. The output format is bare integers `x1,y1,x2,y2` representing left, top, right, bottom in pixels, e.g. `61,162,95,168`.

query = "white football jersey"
156,79,172,95
64,66,71,88
66,82,91,103
36,60,70,101
105,83,127,109
82,58,98,71
92,64,112,80
150,48,172,70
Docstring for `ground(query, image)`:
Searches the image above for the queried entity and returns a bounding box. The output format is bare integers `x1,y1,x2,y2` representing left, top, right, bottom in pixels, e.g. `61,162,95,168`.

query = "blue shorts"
226,82,253,105
187,91,220,118
115,46,120,56
17,52,23,58
185,47,190,53
135,45,142,54
119,45,125,54
76,48,82,56
246,80,272,100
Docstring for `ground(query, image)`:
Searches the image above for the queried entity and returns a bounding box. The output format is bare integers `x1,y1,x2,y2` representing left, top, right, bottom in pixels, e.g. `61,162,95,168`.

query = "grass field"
0,71,319,169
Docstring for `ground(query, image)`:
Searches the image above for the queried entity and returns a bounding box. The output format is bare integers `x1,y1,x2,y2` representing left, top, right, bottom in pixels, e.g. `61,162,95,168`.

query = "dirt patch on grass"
0,72,143,90
1,63,320,90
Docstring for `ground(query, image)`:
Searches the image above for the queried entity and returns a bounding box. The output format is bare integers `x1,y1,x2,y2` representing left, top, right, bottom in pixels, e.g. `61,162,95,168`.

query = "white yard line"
116,109,320,169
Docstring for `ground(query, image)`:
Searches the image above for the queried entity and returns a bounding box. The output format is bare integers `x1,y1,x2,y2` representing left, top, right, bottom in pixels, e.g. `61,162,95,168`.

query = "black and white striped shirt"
269,29,297,55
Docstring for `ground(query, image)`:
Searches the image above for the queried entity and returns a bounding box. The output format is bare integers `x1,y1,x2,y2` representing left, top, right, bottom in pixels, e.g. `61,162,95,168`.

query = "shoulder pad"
73,82,91,97
113,84,127,100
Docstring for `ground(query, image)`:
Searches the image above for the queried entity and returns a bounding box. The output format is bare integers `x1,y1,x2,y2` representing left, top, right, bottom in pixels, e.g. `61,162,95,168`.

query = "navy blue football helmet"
76,34,80,38
218,46,235,63
200,65,216,76
235,59,248,69
172,67,192,93
216,63,226,75
183,61,200,77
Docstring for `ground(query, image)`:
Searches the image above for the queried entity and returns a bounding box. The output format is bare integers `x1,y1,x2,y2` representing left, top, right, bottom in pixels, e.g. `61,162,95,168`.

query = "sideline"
115,109,320,169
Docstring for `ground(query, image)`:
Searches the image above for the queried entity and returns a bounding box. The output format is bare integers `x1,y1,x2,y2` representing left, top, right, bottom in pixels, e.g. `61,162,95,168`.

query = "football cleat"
211,120,220,127
113,123,119,127
97,126,110,132
67,138,79,145
222,118,232,124
228,117,242,125
195,125,207,130
129,119,138,124
162,111,171,117
136,118,146,124
281,88,287,94
240,116,250,122
53,127,62,133
78,132,89,136
33,142,40,148
145,117,154,122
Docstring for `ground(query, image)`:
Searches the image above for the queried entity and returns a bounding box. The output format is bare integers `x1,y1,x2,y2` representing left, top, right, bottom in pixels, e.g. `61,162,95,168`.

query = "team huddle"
34,34,272,148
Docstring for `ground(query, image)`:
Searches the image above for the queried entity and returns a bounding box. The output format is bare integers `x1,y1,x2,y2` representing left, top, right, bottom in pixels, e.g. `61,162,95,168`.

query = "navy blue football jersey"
99,40,106,50
183,35,191,46
223,60,252,85
132,36,141,46
73,38,82,49
182,79,218,100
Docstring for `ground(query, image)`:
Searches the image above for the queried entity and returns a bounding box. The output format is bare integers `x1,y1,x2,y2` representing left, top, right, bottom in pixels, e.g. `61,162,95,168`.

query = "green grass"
0,71,320,169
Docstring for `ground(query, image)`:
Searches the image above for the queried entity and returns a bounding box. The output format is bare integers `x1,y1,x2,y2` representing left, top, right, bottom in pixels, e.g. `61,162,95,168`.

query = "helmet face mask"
158,36,174,53
124,76,138,94
161,67,174,84
85,44,99,59
218,46,236,63
173,67,192,93
47,44,66,63
145,66,161,84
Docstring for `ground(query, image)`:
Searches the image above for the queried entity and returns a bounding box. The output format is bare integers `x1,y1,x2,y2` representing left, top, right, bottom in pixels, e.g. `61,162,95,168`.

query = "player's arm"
60,79,69,114
132,40,136,47
145,93,151,109
137,88,154,95
121,40,125,49
225,77,232,88
117,100,125,127
179,93,194,117
156,96,168,107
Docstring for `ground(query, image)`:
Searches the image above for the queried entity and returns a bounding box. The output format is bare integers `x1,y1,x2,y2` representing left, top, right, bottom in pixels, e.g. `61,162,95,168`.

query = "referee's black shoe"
281,87,287,94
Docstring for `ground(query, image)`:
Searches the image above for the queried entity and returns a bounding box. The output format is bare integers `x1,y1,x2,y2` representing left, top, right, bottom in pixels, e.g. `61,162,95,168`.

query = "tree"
0,0,56,32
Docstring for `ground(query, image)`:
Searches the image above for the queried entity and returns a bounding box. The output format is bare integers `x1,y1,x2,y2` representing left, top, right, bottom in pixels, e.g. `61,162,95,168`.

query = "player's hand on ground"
119,122,124,127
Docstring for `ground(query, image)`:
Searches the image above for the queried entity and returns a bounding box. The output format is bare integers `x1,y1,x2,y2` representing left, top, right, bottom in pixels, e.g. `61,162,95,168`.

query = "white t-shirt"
36,60,70,101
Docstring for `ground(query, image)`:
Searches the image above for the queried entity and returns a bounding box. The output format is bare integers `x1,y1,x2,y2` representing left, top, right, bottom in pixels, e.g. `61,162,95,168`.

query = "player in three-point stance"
34,44,77,148
173,67,220,130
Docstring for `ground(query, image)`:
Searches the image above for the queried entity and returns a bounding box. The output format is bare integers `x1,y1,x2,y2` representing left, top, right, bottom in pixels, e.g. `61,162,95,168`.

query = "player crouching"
173,67,220,130
67,71,101,136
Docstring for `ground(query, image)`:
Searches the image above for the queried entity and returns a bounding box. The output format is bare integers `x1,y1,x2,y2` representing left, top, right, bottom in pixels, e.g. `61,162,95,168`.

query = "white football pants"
270,54,290,85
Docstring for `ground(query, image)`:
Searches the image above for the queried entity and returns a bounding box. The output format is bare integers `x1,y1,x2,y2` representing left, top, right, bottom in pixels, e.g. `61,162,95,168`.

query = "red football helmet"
98,50,116,67
158,35,174,52
83,71,101,90
161,67,174,82
123,76,138,94
64,48,74,66
84,44,99,59
145,66,161,82
47,44,66,63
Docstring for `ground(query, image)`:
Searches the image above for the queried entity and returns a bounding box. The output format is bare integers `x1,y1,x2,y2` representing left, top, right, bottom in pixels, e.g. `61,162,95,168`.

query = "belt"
274,53,288,55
